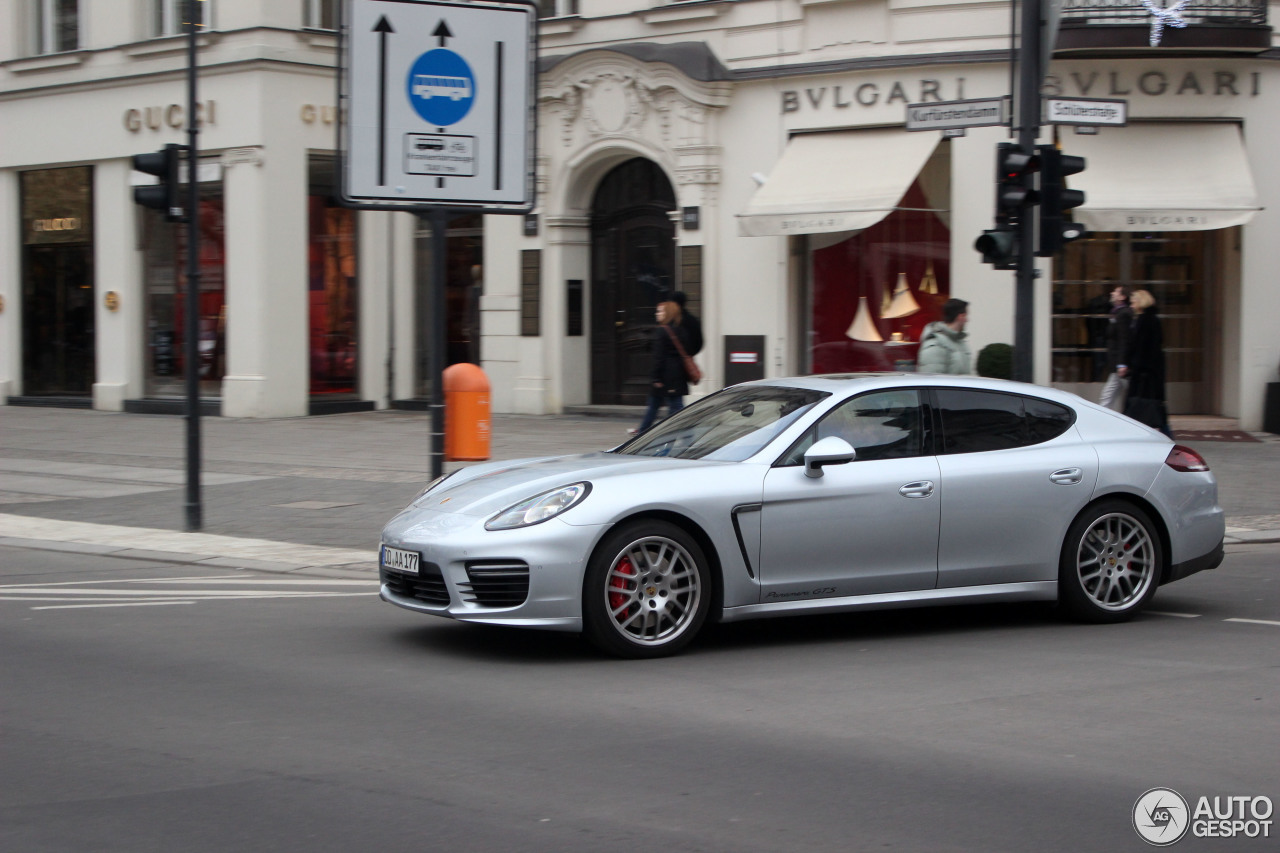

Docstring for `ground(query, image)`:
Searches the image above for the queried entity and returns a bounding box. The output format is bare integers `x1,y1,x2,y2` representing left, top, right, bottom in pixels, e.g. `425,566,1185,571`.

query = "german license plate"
381,545,420,575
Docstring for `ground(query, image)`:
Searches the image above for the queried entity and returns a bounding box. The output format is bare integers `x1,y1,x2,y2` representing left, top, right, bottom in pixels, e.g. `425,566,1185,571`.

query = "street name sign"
905,98,1007,131
341,0,536,211
1045,97,1128,127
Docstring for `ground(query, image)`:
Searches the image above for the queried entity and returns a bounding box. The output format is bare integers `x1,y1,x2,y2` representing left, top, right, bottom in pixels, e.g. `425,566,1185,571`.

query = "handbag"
664,325,702,384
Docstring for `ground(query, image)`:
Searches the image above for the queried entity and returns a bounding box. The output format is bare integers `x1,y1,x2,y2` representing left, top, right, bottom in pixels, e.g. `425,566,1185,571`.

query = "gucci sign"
32,217,81,233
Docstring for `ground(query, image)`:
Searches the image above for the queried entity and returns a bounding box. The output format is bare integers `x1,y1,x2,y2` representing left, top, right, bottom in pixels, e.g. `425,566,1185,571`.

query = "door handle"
1050,468,1083,485
899,480,934,499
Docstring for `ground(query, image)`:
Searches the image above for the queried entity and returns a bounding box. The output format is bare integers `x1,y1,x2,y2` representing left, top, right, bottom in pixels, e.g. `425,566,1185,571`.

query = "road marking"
32,601,198,610
1224,617,1280,627
0,575,378,610
1146,610,1201,618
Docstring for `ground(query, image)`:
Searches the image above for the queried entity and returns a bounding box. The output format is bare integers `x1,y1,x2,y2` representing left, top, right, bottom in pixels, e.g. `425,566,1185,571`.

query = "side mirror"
803,436,857,478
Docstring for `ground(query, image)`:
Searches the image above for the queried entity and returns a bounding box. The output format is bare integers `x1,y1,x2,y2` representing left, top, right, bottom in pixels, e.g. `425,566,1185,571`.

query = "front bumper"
378,510,605,631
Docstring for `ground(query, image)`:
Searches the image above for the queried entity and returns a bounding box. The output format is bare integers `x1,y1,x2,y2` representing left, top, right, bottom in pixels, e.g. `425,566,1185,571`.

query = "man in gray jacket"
916,298,971,374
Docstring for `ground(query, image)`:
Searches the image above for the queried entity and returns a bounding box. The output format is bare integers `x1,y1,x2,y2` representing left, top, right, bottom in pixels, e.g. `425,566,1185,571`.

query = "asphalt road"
2,543,1276,852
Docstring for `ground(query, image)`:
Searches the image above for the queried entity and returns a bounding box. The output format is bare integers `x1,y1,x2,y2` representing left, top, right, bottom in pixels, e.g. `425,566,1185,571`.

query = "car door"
757,389,940,600
931,389,1098,588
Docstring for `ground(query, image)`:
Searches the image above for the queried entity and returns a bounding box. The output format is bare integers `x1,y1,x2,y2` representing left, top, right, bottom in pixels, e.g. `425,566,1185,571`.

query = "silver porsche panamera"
379,374,1225,658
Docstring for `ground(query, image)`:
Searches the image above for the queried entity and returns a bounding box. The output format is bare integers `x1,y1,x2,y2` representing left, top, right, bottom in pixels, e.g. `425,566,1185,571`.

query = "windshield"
616,386,828,461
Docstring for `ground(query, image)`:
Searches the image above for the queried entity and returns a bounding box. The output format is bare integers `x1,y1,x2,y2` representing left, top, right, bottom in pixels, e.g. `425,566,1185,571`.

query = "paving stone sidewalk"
0,406,1277,577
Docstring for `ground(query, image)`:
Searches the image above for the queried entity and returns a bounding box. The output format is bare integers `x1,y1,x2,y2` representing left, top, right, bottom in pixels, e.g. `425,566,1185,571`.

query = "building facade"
3,0,1280,429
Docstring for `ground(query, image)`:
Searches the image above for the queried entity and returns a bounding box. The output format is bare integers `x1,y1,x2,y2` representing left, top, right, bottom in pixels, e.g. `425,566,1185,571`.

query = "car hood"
406,452,729,518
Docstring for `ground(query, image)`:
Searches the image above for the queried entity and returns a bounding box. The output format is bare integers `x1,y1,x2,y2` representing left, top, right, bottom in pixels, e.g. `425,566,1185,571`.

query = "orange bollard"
443,363,491,461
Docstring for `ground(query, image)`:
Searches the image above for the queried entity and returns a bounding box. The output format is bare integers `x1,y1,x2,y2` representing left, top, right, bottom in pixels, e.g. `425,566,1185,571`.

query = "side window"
781,390,923,465
935,390,1074,454
1025,397,1075,443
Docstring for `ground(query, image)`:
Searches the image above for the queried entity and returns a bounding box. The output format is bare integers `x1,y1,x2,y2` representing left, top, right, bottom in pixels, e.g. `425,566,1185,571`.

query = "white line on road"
1224,617,1280,627
1146,611,1201,618
32,601,198,610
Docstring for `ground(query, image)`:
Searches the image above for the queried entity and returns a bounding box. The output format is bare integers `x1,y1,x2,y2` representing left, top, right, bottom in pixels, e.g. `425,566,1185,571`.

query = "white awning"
737,129,941,237
1071,123,1261,232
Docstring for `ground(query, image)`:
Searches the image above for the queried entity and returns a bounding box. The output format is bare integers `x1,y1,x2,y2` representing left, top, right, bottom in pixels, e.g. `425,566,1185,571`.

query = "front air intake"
460,561,530,608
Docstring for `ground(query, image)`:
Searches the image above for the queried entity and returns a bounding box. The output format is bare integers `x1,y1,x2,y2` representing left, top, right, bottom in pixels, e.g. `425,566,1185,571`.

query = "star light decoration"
1141,0,1189,47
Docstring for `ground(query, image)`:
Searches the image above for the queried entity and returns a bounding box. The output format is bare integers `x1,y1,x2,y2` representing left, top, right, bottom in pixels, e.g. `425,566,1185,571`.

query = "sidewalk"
1,406,1277,578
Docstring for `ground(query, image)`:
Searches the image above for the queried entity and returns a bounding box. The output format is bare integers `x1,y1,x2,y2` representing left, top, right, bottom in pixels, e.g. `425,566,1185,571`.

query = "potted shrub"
976,343,1013,379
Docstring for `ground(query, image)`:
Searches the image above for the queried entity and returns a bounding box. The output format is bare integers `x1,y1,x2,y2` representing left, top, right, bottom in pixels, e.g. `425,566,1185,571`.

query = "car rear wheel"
1059,500,1162,622
582,520,710,658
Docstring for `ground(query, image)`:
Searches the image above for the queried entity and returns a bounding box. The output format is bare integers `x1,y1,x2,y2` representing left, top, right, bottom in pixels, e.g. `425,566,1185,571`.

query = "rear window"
935,389,1075,454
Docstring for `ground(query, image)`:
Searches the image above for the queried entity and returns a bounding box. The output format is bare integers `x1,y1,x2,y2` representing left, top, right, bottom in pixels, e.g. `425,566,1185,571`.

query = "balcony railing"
1061,0,1267,27
1057,0,1270,52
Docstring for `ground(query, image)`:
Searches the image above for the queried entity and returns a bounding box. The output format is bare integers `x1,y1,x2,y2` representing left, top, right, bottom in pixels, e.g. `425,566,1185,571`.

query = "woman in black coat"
1122,289,1172,437
632,293,695,434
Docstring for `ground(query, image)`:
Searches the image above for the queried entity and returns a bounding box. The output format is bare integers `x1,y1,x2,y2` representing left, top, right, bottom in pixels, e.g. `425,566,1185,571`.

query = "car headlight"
485,483,591,530
412,470,457,504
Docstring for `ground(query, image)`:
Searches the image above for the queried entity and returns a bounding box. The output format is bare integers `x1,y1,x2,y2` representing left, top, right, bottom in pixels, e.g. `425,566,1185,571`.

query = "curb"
0,514,377,580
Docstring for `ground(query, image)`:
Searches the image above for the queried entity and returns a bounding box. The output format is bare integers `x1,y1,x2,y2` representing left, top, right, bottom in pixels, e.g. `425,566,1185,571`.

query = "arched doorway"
590,158,676,405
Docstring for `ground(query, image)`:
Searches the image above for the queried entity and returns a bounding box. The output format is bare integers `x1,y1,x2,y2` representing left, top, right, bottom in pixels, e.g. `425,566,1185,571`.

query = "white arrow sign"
341,0,536,211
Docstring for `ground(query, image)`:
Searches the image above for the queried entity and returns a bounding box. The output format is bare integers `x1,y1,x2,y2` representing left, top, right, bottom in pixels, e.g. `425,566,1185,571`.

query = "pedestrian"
916,298,971,374
1098,284,1133,411
630,291,697,435
670,290,703,359
1122,289,1173,438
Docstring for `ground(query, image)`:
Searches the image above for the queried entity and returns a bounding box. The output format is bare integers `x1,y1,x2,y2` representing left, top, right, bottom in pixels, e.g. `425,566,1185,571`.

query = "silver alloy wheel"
1076,512,1157,611
603,535,702,646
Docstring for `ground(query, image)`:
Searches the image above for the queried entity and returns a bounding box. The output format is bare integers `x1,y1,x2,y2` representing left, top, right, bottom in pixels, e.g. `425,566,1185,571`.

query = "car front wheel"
1059,500,1162,622
582,520,710,658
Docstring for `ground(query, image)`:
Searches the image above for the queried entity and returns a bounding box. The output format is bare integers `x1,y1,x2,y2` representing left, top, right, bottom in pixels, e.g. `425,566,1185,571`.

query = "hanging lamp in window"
845,296,883,342
883,272,921,319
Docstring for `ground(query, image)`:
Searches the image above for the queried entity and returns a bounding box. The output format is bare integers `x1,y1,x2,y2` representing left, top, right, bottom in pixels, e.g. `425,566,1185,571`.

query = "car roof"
734,373,1091,407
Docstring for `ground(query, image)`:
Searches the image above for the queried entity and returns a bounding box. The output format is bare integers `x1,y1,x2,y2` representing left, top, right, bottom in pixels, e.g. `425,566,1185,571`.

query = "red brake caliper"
609,556,635,613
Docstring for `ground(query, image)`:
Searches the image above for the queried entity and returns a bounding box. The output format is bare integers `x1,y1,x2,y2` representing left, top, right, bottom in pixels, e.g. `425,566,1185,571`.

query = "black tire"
1059,499,1162,623
582,520,711,658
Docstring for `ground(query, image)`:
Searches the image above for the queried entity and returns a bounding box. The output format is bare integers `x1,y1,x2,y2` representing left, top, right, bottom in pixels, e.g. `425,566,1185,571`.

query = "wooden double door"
590,158,676,406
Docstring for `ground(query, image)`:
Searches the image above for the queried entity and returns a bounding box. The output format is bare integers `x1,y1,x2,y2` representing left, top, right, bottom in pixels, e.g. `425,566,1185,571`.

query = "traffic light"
132,143,186,222
1036,145,1087,257
975,226,1019,270
995,142,1038,226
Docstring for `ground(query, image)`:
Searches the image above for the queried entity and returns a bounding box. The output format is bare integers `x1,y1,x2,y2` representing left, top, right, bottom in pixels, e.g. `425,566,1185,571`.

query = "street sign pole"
428,208,449,480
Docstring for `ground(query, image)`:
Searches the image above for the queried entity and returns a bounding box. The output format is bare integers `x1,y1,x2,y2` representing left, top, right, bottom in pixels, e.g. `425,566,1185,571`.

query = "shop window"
680,245,703,319
410,215,484,397
521,250,541,337
808,179,951,375
537,0,578,18
34,0,78,54
308,197,357,396
142,191,226,398
302,0,337,30
1051,231,1215,412
153,0,210,37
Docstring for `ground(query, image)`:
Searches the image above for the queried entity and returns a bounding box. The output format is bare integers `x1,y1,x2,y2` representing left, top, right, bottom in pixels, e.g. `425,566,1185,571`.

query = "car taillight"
1165,445,1209,473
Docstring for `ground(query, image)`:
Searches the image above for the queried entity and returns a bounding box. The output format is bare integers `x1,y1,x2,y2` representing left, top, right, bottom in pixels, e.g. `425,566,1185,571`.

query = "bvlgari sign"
782,68,1259,116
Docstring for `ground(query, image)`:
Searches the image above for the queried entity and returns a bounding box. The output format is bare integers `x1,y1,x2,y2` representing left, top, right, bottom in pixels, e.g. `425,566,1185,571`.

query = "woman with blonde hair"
1122,289,1172,437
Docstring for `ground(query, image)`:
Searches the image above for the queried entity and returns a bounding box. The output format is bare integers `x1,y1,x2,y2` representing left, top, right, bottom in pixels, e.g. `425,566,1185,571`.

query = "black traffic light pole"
184,0,202,530
1012,0,1043,384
